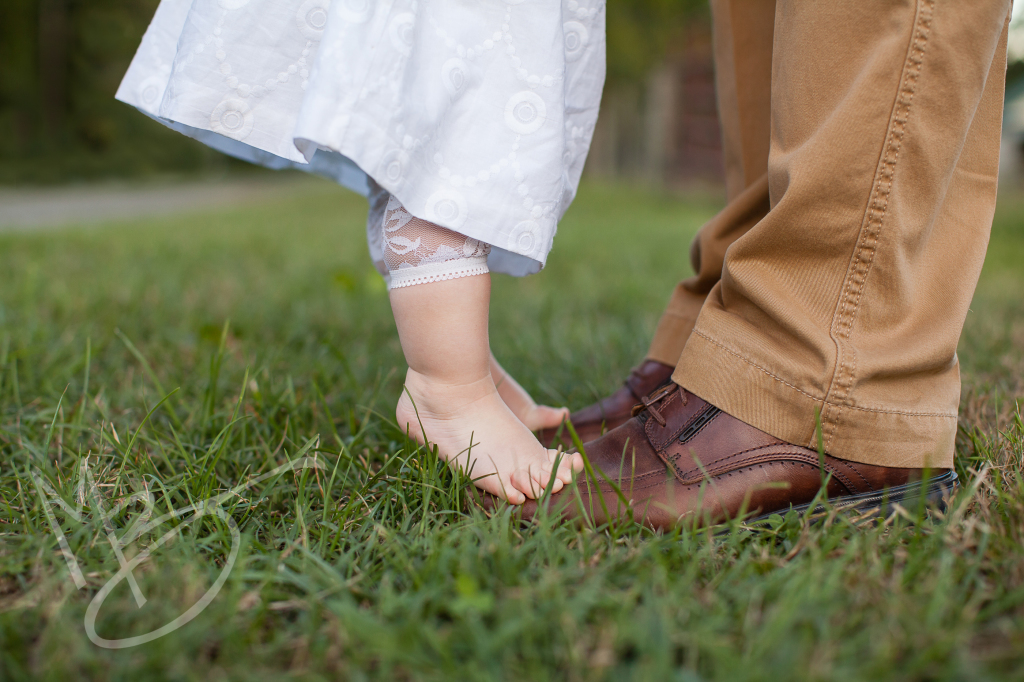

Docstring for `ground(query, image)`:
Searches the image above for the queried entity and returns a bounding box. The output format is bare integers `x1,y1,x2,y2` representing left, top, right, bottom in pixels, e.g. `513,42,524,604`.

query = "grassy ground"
1,178,1022,680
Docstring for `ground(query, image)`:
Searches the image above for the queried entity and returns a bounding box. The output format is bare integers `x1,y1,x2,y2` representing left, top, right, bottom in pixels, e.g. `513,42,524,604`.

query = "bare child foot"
489,353,569,432
396,367,583,504
381,204,583,504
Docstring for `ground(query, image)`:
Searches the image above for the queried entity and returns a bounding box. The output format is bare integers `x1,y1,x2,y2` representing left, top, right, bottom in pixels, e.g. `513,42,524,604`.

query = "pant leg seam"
837,403,956,418
822,0,937,452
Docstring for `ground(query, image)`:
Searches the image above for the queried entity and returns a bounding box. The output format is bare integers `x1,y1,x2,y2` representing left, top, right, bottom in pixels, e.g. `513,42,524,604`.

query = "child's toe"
535,462,566,492
511,468,543,499
527,405,569,431
547,449,584,473
484,476,525,505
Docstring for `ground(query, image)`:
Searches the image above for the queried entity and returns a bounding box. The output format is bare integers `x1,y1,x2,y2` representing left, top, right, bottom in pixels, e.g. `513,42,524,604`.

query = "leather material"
504,384,946,530
538,360,675,447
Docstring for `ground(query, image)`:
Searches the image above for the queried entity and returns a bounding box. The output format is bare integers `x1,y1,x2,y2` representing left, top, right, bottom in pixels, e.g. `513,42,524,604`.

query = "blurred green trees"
1,0,702,183
607,0,706,83
1,0,236,182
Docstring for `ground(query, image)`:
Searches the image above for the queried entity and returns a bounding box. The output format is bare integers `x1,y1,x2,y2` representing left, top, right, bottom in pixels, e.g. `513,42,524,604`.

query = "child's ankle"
403,368,496,410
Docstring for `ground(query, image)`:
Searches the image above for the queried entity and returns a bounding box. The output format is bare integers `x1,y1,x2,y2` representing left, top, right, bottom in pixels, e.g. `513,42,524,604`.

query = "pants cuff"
674,329,955,469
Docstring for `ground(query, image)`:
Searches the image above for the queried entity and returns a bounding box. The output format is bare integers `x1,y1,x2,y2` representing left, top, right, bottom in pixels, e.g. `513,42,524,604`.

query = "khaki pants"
647,0,1010,468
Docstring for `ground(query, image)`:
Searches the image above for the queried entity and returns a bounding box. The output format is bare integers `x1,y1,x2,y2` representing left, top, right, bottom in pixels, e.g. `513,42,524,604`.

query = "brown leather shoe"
538,359,674,447
509,383,957,530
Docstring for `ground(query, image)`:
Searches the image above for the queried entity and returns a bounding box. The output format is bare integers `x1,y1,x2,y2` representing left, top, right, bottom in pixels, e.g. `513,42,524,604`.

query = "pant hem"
674,330,955,469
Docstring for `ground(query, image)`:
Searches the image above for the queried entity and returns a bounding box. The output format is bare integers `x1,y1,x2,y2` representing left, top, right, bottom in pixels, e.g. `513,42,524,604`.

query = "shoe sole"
746,470,959,527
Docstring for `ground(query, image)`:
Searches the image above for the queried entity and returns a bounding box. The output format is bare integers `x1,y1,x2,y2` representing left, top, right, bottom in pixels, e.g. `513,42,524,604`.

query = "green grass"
1,178,1022,680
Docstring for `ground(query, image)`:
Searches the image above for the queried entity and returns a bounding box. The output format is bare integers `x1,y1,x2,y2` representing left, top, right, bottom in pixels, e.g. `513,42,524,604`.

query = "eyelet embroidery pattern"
119,0,606,271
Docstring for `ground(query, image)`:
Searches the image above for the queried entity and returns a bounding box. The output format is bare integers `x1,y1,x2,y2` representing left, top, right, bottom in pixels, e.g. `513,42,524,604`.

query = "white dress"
117,0,606,277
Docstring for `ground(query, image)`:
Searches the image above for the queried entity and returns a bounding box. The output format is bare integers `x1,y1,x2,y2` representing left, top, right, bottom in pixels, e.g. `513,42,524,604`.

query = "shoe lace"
630,383,681,427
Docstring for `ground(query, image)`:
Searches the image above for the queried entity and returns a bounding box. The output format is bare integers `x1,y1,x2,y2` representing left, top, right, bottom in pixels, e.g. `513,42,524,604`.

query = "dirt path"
0,175,321,232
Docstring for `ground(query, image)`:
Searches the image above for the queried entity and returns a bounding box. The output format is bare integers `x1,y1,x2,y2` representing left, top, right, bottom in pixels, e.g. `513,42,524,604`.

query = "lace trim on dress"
388,257,491,289
380,195,491,289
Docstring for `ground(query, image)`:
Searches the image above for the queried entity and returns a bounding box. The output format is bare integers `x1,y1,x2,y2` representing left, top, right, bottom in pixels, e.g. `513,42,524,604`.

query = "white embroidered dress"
117,0,606,277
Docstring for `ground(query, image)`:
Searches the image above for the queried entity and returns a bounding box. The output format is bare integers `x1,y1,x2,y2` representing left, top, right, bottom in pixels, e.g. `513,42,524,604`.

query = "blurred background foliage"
605,0,706,83
0,0,706,184
2,0,224,182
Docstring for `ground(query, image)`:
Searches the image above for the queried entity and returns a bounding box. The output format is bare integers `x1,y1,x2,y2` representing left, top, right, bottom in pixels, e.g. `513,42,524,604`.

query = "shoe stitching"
661,408,722,463
675,450,858,493
840,461,874,493
674,448,808,484
670,441,794,476
697,462,864,503
643,389,695,446
657,437,859,494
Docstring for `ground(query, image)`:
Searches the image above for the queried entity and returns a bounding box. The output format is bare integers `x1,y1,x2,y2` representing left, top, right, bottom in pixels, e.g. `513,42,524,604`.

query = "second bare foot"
396,368,584,503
